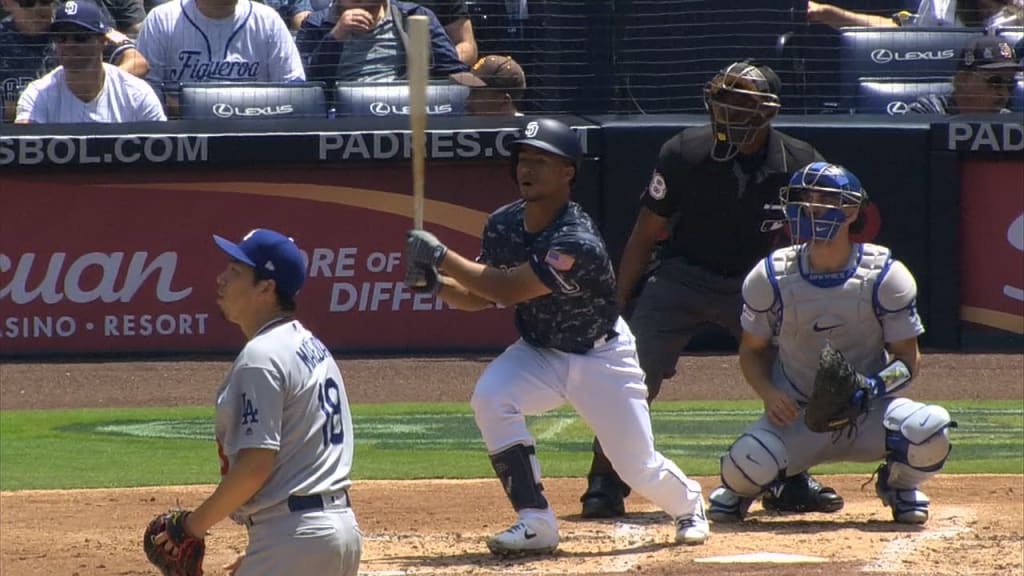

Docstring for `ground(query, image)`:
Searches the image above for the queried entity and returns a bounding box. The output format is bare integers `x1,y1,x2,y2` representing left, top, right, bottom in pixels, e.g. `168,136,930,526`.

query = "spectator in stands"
263,0,312,30
1,0,56,121
807,0,1022,28
142,0,167,12
1,0,145,120
450,54,524,115
15,0,165,122
907,35,1021,114
135,0,305,84
420,0,476,65
96,0,144,34
298,0,466,83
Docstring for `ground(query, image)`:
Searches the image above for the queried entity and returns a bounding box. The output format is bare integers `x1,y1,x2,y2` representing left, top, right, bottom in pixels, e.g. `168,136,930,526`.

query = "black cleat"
762,472,844,513
580,474,631,518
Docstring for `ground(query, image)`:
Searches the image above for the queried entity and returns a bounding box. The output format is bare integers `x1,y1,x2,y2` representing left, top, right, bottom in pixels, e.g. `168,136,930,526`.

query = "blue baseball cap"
51,0,112,34
213,228,306,299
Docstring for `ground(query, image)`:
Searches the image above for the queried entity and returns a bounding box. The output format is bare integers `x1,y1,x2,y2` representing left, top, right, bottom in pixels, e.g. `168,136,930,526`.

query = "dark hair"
250,273,297,312
276,292,297,312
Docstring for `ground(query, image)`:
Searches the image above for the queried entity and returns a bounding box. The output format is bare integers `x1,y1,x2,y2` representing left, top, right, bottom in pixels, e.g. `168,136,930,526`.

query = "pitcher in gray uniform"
403,118,709,556
164,228,362,576
707,162,954,525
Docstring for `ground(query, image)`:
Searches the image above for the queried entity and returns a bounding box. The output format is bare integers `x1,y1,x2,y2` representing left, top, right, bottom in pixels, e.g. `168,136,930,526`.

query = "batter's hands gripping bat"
405,15,431,288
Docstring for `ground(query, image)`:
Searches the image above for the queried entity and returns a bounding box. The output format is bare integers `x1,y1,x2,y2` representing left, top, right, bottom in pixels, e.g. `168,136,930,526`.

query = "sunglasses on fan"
54,32,100,43
983,74,1015,90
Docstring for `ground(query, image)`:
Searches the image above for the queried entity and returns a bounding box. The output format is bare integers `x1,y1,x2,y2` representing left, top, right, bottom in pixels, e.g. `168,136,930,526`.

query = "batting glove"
405,229,449,268
403,263,440,295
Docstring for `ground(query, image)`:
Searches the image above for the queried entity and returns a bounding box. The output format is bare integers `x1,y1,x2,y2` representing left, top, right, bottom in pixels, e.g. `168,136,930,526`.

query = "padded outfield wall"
0,116,1020,357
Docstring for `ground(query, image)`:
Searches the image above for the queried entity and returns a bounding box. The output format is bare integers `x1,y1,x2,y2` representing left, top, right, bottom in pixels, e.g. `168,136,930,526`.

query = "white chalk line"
861,506,975,574
536,416,578,442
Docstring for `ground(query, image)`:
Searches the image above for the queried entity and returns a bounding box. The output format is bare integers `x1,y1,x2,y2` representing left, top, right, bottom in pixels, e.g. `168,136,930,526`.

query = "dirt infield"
1,353,1022,576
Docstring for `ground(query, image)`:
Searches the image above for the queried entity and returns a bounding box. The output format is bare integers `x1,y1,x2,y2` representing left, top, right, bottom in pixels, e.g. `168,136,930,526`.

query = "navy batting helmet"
510,118,582,164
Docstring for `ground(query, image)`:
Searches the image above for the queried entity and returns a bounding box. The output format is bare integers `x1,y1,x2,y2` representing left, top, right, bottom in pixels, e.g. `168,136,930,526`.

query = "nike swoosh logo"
745,453,760,466
918,415,930,428
524,530,537,540
813,322,843,332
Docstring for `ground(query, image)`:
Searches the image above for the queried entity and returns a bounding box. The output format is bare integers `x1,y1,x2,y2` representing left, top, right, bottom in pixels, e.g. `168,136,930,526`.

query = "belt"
244,490,350,526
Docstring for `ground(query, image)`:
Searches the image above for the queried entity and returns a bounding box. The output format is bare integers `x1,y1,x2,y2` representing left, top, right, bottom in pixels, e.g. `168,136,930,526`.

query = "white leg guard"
719,431,789,497
876,398,956,524
883,398,954,487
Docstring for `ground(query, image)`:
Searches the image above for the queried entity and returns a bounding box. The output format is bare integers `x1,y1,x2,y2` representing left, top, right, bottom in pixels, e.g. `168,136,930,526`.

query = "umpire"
580,60,845,519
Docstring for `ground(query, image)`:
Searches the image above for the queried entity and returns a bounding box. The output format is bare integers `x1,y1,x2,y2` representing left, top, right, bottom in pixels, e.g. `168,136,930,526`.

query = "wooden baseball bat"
407,15,429,230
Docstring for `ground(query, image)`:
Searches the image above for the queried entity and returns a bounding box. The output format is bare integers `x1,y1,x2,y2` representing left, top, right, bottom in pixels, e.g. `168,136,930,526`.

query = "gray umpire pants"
628,257,745,400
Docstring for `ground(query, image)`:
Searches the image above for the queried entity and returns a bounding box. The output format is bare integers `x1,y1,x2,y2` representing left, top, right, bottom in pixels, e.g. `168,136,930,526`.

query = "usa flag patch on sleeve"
545,249,575,271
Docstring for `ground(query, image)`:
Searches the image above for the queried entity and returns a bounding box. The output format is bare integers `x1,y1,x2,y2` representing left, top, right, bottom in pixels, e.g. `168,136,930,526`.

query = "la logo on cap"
65,1,78,14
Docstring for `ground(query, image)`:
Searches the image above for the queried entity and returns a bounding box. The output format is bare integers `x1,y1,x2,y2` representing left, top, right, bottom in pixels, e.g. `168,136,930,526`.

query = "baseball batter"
155,228,361,576
136,0,306,84
403,118,708,556
707,162,954,525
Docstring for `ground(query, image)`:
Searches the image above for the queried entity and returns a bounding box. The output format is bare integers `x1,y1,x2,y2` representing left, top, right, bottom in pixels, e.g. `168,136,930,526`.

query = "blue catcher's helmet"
780,162,868,242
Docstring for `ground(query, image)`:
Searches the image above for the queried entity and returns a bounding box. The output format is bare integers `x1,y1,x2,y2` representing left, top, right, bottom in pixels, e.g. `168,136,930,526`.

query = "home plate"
696,552,829,564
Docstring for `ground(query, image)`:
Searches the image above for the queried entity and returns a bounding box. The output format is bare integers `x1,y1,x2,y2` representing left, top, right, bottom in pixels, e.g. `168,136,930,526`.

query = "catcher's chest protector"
770,244,890,396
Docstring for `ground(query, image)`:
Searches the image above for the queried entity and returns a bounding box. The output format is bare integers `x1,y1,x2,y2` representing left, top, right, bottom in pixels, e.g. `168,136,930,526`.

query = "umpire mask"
704,61,781,161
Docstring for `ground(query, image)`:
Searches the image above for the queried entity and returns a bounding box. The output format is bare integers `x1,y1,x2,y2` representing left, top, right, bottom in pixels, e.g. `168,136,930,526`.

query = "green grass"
1,400,1020,490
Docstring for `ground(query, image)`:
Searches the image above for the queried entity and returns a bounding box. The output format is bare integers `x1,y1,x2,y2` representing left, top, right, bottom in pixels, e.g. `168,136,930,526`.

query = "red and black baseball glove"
143,509,205,576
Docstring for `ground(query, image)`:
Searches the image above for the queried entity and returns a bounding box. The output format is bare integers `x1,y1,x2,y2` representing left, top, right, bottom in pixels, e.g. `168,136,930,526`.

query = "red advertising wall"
959,159,1024,336
0,162,517,356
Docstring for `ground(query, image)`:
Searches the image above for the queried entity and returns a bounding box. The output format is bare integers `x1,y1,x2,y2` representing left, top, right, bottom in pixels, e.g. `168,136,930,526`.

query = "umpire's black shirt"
642,125,823,277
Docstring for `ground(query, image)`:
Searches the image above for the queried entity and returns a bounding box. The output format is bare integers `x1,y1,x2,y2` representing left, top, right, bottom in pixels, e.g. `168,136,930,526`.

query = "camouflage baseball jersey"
478,199,618,354
0,17,55,109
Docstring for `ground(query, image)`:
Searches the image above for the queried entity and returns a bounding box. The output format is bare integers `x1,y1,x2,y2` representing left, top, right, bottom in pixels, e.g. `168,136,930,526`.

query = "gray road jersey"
216,318,354,522
741,243,925,401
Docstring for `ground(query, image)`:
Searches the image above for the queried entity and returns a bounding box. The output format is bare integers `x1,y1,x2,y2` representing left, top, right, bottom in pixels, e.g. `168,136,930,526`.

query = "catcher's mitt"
143,509,205,576
804,343,871,434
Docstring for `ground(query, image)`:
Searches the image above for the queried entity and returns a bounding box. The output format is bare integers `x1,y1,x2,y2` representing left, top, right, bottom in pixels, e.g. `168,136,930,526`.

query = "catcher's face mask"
704,63,781,161
780,162,867,242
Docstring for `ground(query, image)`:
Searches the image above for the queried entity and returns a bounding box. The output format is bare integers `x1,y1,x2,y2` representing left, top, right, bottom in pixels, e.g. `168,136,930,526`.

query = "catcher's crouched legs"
875,398,955,525
709,431,790,522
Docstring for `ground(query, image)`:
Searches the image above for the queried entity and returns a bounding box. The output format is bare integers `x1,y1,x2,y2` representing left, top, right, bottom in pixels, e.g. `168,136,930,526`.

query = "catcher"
706,162,954,525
